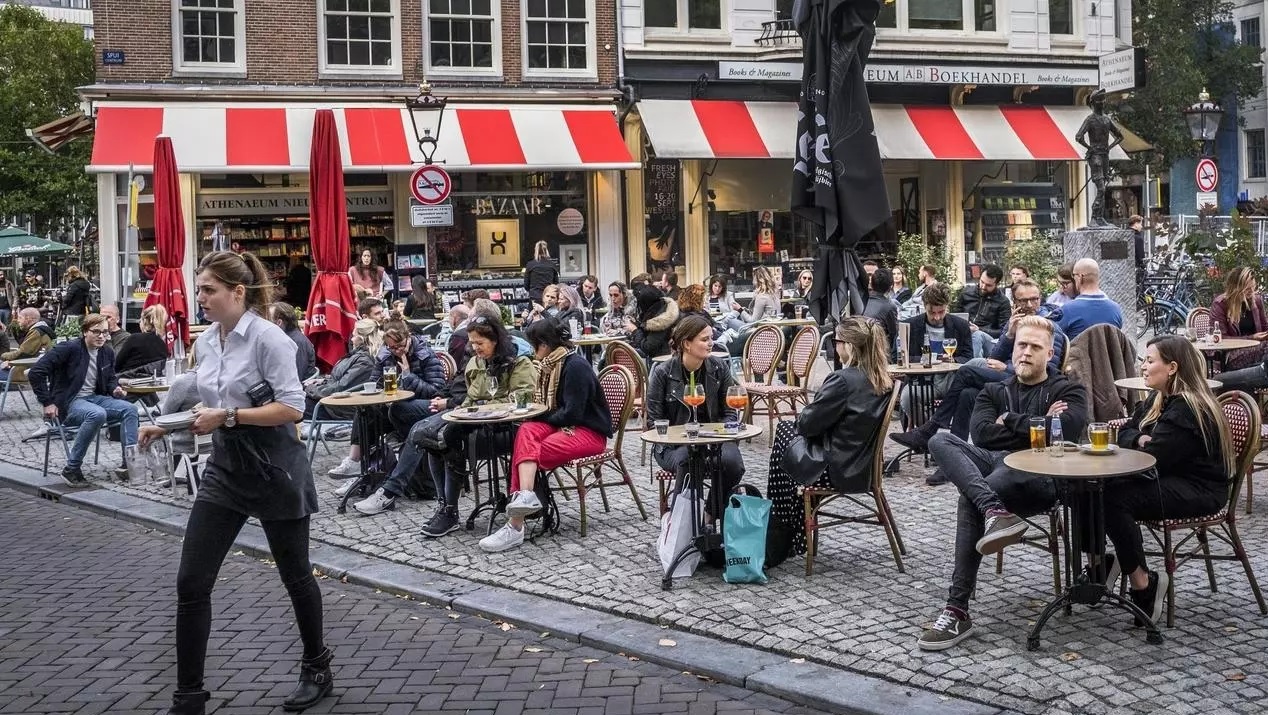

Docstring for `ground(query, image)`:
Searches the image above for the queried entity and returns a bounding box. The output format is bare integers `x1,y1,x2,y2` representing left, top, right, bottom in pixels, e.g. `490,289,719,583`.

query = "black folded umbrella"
791,0,893,329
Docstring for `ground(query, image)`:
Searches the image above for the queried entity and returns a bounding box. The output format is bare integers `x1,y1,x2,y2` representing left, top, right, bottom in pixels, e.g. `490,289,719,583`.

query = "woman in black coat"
766,316,895,556
61,266,93,320
523,240,558,304
628,284,680,359
116,304,170,378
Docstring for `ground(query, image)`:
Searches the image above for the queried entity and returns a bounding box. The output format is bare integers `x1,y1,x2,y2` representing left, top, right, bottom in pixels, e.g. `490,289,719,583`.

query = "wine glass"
683,385,706,426
725,385,748,427
942,338,958,362
488,375,501,401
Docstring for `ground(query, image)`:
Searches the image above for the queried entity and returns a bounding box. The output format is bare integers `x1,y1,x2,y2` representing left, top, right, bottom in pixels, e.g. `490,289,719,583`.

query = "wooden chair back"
1187,307,1213,336
438,351,457,384
605,341,647,397
1219,390,1261,516
597,365,635,453
742,324,785,384
785,326,821,386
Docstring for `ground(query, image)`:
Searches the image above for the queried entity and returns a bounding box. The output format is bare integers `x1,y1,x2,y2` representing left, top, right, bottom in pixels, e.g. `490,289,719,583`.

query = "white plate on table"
452,407,511,421
155,411,196,431
1078,443,1119,456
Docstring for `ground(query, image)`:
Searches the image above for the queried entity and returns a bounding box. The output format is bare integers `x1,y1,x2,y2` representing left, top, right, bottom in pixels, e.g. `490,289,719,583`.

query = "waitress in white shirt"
139,251,330,715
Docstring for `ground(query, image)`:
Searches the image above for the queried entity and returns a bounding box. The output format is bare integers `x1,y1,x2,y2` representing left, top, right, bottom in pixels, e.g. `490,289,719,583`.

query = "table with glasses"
1195,338,1258,376
442,402,548,534
1004,446,1161,650
885,360,963,474
640,423,763,591
319,388,415,513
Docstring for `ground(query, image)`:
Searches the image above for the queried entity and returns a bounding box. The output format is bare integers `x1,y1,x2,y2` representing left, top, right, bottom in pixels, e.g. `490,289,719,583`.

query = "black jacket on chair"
28,338,121,418
790,366,893,492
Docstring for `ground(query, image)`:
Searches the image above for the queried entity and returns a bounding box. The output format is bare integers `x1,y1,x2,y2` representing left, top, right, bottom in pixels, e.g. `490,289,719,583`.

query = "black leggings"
176,500,325,691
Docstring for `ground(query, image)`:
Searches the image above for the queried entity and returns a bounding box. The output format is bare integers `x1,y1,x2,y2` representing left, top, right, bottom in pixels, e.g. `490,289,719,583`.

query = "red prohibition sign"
410,165,452,205
1195,158,1218,193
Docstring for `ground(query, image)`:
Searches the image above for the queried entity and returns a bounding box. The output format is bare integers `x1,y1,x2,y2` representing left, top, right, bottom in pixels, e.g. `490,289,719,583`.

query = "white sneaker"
479,522,525,553
506,490,543,518
327,456,360,477
353,488,396,515
333,478,360,498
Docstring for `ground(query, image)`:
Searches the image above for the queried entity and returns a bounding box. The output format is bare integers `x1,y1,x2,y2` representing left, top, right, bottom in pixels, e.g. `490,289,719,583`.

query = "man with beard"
954,264,1010,357
891,279,1067,481
916,316,1088,651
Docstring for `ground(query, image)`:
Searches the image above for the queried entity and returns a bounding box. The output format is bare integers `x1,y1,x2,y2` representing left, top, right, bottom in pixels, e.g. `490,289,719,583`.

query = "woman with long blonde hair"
765,316,895,557
732,265,781,327
1211,266,1268,370
1103,335,1234,625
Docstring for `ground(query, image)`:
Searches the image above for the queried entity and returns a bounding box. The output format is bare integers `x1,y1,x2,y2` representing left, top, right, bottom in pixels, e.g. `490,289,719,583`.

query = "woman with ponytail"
478,317,612,553
137,251,331,715
1100,335,1234,625
767,316,896,556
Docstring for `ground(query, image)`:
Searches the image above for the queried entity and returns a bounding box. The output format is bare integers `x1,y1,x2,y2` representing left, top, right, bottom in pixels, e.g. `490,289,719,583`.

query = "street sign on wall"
1195,158,1219,193
409,165,452,205
1099,48,1143,93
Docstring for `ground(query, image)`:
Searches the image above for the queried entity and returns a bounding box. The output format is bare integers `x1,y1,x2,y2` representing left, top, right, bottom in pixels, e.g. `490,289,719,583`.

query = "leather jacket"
646,354,735,426
792,367,892,492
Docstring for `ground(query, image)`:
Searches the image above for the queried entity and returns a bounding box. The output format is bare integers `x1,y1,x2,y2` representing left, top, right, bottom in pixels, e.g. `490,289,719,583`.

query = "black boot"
282,647,333,711
167,689,209,715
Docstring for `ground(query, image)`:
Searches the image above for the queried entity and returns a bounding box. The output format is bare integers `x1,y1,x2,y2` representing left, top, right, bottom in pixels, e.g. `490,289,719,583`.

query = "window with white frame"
1248,129,1266,179
427,0,499,73
1242,17,1262,49
174,0,244,71
320,0,400,73
524,0,593,75
644,0,722,31
1049,0,1073,34
875,0,999,33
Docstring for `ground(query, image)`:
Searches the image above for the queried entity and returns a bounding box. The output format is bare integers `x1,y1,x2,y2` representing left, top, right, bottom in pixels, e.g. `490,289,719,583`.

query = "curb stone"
0,463,1004,715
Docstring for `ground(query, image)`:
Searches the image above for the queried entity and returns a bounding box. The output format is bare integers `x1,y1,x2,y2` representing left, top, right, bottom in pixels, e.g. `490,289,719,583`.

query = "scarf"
535,347,572,411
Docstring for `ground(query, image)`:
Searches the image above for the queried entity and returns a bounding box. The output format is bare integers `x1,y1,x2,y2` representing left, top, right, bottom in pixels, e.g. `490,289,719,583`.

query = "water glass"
684,422,701,441
654,419,669,436
514,389,531,411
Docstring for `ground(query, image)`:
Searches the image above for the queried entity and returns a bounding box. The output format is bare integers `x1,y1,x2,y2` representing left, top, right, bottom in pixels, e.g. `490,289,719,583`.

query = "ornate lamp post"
1183,88,1224,158
404,79,448,165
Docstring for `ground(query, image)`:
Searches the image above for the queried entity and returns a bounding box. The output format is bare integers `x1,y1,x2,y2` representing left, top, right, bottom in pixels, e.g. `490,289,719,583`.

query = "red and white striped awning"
88,102,637,173
636,99,1129,162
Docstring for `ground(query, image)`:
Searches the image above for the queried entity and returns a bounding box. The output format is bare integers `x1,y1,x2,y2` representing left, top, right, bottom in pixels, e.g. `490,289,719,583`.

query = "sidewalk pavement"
0,488,833,715
0,401,1265,714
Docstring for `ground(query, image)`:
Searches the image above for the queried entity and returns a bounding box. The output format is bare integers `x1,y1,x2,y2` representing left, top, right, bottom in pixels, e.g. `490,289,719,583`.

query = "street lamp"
405,79,448,165
1183,87,1223,157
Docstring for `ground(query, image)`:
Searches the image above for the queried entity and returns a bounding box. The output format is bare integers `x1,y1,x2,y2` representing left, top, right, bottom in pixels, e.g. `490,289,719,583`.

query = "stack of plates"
155,410,196,431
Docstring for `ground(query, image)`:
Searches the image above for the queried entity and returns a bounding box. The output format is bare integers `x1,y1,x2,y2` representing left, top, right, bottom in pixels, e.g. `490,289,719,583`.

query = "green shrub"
894,232,955,287
1002,235,1062,295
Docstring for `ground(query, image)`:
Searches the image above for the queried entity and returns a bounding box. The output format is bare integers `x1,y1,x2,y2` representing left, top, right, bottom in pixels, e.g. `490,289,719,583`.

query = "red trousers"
510,420,608,491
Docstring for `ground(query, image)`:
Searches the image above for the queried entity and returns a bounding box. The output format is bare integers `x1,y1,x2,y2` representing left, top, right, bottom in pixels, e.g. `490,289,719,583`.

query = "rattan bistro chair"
551,365,647,536
1186,306,1213,337
802,386,906,575
744,326,819,445
1139,390,1267,627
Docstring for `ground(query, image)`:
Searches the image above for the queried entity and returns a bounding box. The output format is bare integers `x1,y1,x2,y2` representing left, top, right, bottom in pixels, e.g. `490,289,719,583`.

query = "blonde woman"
116,304,170,379
766,316,895,556
724,266,781,331
1103,335,1235,625
1211,266,1268,370
524,240,558,303
525,283,560,326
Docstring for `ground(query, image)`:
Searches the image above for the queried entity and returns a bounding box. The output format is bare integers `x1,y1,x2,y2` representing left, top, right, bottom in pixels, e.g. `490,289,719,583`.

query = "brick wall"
92,0,617,90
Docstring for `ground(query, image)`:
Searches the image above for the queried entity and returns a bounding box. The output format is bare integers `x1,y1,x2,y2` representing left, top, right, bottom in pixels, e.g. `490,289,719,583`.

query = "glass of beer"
1029,417,1047,452
382,366,398,394
1089,422,1110,451
942,338,957,362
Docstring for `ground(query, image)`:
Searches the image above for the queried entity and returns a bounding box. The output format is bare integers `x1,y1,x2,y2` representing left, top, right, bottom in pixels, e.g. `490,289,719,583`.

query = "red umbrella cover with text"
305,109,358,372
143,136,189,349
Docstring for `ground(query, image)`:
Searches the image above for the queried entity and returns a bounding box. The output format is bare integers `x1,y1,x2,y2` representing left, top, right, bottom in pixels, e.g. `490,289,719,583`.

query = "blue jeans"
971,330,994,358
63,394,138,469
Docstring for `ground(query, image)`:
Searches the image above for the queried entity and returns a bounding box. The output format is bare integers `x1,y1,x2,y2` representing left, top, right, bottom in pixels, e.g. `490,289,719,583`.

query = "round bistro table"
885,360,963,474
320,388,415,513
443,403,549,534
1004,447,1160,650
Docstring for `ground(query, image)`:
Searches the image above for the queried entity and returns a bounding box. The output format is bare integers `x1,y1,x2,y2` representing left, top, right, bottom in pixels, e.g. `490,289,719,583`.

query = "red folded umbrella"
143,136,189,349
305,109,358,372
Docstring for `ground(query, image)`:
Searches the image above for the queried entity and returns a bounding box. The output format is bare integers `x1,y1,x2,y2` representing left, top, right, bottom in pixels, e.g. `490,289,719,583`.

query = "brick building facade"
82,1,632,319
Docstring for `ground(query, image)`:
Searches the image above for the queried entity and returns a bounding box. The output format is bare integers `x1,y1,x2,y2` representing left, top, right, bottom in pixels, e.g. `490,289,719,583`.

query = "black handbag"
413,411,453,452
781,433,829,486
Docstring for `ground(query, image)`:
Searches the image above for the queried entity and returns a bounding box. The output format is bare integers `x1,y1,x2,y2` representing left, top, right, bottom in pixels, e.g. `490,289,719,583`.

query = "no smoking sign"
1195,157,1219,193
409,165,452,205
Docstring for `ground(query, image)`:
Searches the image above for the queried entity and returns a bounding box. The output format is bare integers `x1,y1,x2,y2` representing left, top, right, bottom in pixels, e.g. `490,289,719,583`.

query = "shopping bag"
658,488,701,579
722,493,771,584
805,351,833,397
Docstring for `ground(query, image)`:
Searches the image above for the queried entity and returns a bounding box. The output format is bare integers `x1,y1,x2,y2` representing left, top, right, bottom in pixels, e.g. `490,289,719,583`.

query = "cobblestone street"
3,404,1267,714
0,488,830,715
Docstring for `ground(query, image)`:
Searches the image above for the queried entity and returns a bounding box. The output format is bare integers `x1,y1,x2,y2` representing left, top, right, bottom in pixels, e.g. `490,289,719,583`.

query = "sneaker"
353,488,395,515
975,511,1028,555
925,469,949,486
114,466,130,482
890,426,933,454
479,522,525,553
1130,570,1169,625
327,456,360,477
60,466,88,488
333,478,361,498
506,490,543,518
24,426,49,442
420,506,461,538
916,608,974,651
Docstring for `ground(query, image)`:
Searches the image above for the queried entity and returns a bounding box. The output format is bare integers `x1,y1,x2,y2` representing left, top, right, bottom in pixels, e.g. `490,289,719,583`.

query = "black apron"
196,424,319,521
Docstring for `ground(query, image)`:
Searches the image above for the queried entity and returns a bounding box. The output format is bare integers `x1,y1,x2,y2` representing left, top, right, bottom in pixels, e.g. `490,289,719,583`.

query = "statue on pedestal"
1075,90,1124,228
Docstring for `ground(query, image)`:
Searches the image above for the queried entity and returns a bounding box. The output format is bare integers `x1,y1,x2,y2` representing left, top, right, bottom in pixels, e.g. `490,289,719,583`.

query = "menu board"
644,159,681,271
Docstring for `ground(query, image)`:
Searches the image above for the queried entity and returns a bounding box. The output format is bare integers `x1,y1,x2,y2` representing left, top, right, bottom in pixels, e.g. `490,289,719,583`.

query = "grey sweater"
161,373,201,455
